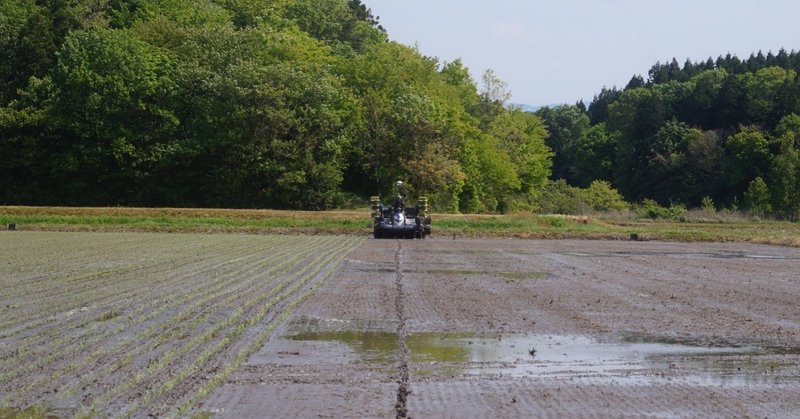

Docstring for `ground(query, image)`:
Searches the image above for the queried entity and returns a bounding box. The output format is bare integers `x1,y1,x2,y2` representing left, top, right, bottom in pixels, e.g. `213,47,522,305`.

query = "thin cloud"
487,21,533,44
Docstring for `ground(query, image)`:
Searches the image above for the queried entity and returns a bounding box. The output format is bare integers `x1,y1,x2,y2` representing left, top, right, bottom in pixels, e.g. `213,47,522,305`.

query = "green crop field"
0,231,363,417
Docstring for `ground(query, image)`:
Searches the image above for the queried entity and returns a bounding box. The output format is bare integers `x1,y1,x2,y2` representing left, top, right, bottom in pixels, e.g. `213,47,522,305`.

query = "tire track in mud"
393,240,410,419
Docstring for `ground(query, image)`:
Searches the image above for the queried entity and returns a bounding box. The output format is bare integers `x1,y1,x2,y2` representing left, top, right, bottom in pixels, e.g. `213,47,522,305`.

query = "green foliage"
582,180,629,212
489,110,551,198
746,67,796,125
534,180,581,214
769,146,800,220
51,28,179,205
572,123,613,187
0,0,557,211
0,0,49,104
636,199,686,220
533,179,628,215
701,196,715,213
570,52,800,218
283,0,385,53
535,104,589,183
775,113,800,147
743,177,772,215
720,128,771,204
15,3,800,217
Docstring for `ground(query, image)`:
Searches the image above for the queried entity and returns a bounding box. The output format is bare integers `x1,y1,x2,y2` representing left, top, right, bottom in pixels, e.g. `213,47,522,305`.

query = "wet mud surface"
200,238,800,417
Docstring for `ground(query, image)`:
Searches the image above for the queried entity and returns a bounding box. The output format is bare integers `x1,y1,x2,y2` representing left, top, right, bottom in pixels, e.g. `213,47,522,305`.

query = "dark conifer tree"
776,48,789,68
625,74,645,90
587,87,622,125
682,58,696,79
668,58,684,81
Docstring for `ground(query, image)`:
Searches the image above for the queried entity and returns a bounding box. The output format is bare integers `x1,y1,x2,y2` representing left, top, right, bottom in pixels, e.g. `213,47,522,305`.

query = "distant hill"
508,103,567,113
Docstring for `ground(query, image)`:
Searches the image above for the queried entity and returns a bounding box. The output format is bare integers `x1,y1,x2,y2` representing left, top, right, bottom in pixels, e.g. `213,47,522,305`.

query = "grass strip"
3,206,799,246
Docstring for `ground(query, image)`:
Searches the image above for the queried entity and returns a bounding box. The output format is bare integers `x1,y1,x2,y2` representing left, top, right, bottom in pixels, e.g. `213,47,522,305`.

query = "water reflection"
288,331,800,385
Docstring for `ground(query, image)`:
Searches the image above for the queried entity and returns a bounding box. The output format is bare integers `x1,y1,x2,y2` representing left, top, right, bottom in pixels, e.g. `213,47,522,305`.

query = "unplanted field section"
400,239,800,417
206,237,800,417
0,231,362,417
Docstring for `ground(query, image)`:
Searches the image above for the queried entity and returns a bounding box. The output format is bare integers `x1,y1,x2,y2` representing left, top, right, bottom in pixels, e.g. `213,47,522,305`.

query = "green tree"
743,176,771,215
476,68,510,129
489,109,552,201
572,123,614,187
587,86,621,125
581,180,629,211
439,59,479,112
535,104,589,183
686,68,727,128
608,88,667,201
720,128,771,205
769,140,800,220
746,67,796,126
169,26,360,209
1,0,47,104
645,120,691,204
713,74,749,128
283,0,385,54
774,113,800,147
52,28,178,205
0,76,55,204
683,129,723,206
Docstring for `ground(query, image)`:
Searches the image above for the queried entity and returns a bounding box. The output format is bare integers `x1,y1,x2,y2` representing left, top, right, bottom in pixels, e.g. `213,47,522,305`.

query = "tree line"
3,1,799,219
0,0,551,212
538,50,800,220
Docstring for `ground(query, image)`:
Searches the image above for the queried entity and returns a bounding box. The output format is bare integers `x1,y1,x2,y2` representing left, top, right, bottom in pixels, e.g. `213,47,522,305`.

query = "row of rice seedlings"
3,261,298,408
175,237,363,415
0,232,174,299
46,236,344,406
126,236,364,416
1,233,291,338
0,236,310,404
1,237,270,346
0,234,220,337
0,235,275,368
83,236,359,415
122,237,352,397
0,235,318,401
0,234,260,335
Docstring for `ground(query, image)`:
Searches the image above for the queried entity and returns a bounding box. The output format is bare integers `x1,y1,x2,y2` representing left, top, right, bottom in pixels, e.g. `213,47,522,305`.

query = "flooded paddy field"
203,237,800,418
2,232,800,416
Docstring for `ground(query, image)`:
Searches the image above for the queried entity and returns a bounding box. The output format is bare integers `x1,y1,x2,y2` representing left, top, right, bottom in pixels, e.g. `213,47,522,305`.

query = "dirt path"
201,237,800,417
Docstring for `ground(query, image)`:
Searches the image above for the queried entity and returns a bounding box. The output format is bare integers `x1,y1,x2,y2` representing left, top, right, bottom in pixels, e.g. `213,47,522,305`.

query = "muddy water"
288,331,798,385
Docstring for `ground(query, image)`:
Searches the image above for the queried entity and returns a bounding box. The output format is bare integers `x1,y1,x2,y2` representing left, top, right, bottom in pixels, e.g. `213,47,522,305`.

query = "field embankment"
1,206,799,246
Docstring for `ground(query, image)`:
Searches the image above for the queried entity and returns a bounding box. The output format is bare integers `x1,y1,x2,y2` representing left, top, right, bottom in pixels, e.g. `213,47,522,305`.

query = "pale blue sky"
366,0,800,106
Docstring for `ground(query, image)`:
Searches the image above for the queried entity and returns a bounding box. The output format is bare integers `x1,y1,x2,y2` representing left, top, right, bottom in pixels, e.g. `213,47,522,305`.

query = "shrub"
701,196,715,213
637,199,686,220
534,180,630,215
581,180,630,212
